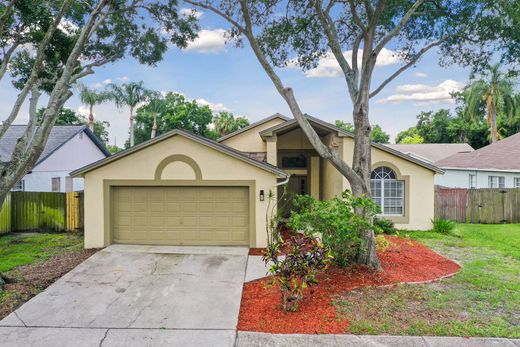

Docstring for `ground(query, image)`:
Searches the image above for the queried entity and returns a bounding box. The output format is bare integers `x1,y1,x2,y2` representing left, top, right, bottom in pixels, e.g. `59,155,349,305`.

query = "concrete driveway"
0,245,249,346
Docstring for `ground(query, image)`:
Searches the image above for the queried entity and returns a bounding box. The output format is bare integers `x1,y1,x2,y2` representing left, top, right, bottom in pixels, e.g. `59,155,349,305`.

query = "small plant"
375,235,391,252
373,217,397,235
431,218,456,234
288,191,380,267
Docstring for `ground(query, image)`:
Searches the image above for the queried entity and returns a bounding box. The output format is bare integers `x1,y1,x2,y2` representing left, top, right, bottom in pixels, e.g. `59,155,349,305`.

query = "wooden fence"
435,186,520,223
0,192,83,234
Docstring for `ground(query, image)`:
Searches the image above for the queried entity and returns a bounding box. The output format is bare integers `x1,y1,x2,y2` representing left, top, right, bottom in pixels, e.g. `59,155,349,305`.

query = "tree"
400,134,424,144
134,92,214,145
460,64,517,143
78,85,110,131
38,107,110,144
183,0,519,270
336,120,389,143
109,81,158,147
213,111,250,137
0,0,198,209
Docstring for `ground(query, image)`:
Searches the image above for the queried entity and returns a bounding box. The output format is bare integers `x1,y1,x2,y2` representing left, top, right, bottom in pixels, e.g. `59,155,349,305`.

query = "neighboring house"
72,114,442,249
0,125,110,192
434,132,520,189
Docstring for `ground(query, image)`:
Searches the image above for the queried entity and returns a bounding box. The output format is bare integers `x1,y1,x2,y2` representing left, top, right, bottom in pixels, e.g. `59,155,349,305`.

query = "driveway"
0,245,249,346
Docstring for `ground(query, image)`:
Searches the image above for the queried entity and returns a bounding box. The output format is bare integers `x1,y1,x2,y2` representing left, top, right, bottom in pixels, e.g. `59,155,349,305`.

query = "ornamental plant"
288,191,380,267
263,189,331,312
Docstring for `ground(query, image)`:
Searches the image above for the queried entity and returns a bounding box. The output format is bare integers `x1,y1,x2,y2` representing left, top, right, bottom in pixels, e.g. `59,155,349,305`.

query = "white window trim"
371,167,405,217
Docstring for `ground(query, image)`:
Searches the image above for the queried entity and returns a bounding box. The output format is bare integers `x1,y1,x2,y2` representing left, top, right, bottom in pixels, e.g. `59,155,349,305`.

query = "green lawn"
334,224,520,338
0,232,84,273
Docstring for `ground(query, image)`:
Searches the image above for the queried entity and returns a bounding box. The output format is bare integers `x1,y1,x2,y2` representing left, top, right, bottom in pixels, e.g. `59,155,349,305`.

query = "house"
0,125,110,192
434,132,520,189
72,114,442,249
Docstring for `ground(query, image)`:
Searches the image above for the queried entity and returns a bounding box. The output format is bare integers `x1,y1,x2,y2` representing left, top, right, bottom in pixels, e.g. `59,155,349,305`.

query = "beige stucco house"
73,114,442,249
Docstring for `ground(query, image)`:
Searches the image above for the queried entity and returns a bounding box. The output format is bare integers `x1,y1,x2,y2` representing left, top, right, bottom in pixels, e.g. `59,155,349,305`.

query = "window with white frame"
51,177,61,192
514,177,520,188
11,180,24,192
469,174,477,189
370,167,404,216
488,176,505,188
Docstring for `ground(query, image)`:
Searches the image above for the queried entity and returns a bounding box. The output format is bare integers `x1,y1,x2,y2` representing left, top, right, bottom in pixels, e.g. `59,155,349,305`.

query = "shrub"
287,191,379,267
373,217,397,235
375,235,391,252
263,232,331,312
431,218,456,234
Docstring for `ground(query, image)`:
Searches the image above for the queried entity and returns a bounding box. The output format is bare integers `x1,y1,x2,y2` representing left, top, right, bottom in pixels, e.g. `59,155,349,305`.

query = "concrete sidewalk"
237,332,520,347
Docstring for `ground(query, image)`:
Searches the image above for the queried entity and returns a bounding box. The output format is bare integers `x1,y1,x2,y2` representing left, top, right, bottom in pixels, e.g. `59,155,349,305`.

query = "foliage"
213,111,249,138
263,231,331,312
431,218,456,235
134,92,214,144
288,191,380,267
106,145,123,154
335,121,390,144
375,235,390,252
37,107,110,144
373,217,397,235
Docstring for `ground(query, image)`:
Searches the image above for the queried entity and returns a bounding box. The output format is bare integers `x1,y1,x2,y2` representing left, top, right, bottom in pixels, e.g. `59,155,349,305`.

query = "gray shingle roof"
387,143,474,163
0,125,110,164
435,132,520,171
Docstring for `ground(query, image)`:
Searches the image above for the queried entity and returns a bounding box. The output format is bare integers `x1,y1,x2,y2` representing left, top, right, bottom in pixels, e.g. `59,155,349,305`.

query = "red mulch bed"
238,236,461,334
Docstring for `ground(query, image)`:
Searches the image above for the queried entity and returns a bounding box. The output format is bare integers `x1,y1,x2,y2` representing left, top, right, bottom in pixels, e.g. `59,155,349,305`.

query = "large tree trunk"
352,98,381,271
88,105,94,131
487,95,498,143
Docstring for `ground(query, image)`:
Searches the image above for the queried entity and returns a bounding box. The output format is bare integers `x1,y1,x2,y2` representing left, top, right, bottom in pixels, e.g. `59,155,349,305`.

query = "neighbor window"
11,180,24,192
488,176,505,188
52,177,61,192
515,177,520,188
469,174,477,189
370,167,404,216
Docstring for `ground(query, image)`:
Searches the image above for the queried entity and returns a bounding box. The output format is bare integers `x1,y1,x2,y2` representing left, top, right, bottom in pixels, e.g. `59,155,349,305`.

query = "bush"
373,217,397,234
263,232,331,312
431,218,456,234
375,235,391,252
287,190,380,267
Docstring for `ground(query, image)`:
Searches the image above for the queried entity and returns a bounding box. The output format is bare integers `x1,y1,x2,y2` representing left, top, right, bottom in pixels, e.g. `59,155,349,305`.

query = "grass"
0,232,84,273
334,224,520,338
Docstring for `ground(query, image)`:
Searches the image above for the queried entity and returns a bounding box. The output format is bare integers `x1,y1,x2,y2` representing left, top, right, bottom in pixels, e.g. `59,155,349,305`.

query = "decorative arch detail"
154,154,202,181
371,161,403,179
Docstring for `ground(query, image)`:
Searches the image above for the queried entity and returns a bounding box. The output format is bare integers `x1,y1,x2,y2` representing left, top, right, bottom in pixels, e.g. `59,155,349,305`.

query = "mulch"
238,236,461,334
0,248,99,320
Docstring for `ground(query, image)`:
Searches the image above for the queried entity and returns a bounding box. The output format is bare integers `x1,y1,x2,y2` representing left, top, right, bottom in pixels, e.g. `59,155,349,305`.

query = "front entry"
279,175,308,217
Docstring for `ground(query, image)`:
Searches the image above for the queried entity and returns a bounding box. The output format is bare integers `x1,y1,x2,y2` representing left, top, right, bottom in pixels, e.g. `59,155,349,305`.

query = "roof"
260,114,444,174
0,125,110,164
387,143,474,163
217,113,290,142
436,132,520,171
71,128,289,178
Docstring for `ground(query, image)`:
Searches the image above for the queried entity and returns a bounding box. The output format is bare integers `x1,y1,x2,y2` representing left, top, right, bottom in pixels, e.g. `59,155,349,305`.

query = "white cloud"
58,19,78,35
195,98,230,112
77,105,91,117
376,79,464,105
184,29,227,54
180,8,203,19
103,79,112,84
288,48,400,78
117,76,129,82
414,72,428,78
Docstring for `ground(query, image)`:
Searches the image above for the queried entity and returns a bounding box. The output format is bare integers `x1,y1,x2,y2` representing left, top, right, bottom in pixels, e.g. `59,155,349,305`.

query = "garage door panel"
112,186,249,246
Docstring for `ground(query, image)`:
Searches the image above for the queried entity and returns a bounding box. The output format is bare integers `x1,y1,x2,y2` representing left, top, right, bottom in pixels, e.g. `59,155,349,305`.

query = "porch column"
266,135,277,166
310,156,320,199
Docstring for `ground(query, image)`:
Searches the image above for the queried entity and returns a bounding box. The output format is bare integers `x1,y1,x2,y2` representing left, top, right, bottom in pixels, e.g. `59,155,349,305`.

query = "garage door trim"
103,179,257,247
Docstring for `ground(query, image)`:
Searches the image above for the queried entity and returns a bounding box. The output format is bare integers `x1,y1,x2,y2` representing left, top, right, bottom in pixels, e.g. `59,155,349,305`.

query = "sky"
0,6,473,146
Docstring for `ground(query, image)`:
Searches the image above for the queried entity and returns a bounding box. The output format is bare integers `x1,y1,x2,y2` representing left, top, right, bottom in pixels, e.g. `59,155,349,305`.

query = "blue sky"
0,6,473,146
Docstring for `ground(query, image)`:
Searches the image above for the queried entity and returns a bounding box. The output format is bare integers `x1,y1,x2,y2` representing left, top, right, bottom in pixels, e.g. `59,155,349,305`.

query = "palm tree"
109,81,156,147
462,64,517,143
78,85,110,132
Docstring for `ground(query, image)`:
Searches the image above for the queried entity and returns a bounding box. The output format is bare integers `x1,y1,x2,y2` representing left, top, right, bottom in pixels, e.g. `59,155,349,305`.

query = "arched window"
370,166,404,216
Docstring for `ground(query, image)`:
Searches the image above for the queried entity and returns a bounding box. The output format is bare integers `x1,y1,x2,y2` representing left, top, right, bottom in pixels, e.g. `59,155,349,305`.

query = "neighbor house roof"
260,114,444,174
387,143,474,164
436,132,520,171
0,125,110,164
217,113,290,142
71,128,289,178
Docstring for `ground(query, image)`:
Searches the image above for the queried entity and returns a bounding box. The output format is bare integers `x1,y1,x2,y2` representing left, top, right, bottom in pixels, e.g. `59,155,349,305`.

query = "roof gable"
71,129,288,178
0,125,110,164
436,132,520,171
217,113,290,142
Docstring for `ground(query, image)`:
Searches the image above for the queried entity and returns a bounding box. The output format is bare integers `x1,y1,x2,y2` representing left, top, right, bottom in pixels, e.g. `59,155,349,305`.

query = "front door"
279,175,308,217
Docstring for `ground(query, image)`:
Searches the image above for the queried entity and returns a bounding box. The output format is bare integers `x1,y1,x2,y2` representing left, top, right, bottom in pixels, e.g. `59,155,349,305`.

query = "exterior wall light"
259,190,265,201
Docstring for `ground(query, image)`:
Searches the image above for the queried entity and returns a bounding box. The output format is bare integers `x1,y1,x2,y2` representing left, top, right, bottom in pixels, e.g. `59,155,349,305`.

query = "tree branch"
183,0,246,33
369,40,441,98
0,40,19,81
0,0,17,37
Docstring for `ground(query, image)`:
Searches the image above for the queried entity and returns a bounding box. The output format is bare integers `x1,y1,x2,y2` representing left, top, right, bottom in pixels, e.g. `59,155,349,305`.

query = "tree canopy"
335,120,389,144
